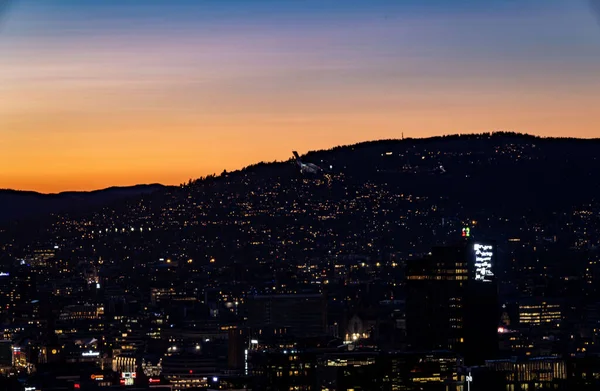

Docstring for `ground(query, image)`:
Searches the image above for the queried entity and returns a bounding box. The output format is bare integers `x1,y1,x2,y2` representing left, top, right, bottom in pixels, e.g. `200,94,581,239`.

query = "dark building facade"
406,240,499,365
246,294,327,337
228,328,249,370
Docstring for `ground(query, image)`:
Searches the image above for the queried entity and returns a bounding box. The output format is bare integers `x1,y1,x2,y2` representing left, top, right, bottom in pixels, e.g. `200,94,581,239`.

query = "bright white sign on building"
473,243,494,282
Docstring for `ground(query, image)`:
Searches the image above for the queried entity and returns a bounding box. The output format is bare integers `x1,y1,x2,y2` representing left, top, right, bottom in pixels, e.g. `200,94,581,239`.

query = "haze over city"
1,0,600,192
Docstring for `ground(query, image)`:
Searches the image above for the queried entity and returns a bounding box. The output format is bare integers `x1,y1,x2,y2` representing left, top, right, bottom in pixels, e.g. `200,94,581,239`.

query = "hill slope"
0,184,167,224
17,132,600,266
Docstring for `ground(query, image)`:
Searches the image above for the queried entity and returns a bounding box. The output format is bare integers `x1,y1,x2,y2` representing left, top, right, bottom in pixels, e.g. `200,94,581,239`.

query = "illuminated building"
251,348,465,391
68,347,102,364
383,351,464,391
12,345,28,369
11,299,42,326
30,247,57,266
406,241,499,365
496,327,557,357
246,294,327,337
142,356,163,377
58,304,102,321
161,353,220,391
250,349,318,391
344,314,373,343
113,330,146,354
112,355,136,374
0,272,11,313
11,265,36,308
485,357,567,390
0,267,33,313
518,299,562,326
318,351,380,390
38,345,64,364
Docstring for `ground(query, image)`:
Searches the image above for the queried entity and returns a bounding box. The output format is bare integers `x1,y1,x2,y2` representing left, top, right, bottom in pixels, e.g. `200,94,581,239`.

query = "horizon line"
5,131,600,194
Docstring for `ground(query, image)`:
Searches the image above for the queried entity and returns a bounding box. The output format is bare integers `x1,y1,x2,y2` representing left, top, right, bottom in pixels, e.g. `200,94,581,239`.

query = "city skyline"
2,0,600,192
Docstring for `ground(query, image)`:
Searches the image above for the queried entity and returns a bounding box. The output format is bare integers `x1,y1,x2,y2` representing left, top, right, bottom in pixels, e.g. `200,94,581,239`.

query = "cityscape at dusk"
2,1,600,391
1,0,600,192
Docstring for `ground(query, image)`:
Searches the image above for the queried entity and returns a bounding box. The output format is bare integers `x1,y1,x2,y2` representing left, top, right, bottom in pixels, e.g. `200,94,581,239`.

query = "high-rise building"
228,328,249,370
406,241,499,365
0,271,11,312
0,265,37,313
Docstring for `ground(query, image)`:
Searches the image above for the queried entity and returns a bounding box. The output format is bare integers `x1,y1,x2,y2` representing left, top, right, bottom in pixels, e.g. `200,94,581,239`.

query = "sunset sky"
1,0,599,193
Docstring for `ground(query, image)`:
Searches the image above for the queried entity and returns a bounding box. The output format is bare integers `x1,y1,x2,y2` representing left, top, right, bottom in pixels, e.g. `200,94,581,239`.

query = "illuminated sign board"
122,372,136,379
82,350,100,357
0,272,9,277
462,227,470,238
91,374,104,381
473,243,494,282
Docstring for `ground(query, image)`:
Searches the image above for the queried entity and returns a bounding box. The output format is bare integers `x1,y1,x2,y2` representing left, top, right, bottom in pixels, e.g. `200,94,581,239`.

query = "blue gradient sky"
1,0,599,192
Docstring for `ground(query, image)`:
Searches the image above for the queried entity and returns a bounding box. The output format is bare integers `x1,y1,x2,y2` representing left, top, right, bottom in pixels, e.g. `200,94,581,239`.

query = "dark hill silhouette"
5,132,600,265
202,131,600,215
5,132,600,247
0,184,166,224
176,131,600,232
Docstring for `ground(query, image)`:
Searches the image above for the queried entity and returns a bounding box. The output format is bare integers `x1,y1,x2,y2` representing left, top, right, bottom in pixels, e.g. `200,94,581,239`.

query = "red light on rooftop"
189,370,193,374
74,384,80,389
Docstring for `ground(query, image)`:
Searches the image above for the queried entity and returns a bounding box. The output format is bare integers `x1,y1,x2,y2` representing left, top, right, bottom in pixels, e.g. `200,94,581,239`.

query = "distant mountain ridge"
5,132,600,262
0,184,167,224
4,131,600,227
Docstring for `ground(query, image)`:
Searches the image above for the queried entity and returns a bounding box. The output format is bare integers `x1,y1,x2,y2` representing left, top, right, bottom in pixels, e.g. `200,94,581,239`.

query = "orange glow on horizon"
2,1,600,193
2,80,600,193
3,64,599,194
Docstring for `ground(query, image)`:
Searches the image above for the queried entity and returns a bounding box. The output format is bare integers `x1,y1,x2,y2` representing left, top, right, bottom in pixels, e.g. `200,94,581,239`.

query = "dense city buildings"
1,134,600,389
